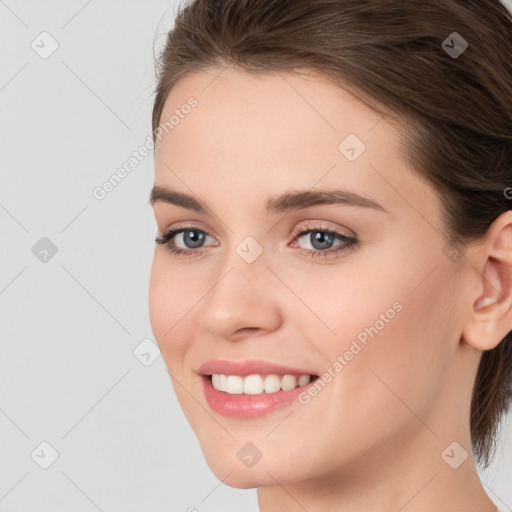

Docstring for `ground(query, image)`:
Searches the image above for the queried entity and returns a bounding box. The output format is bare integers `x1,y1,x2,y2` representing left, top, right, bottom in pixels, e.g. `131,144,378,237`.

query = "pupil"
185,230,204,249
312,231,333,250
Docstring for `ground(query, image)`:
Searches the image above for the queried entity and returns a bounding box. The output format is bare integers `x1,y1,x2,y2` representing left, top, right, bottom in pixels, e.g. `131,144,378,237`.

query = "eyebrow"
149,185,387,214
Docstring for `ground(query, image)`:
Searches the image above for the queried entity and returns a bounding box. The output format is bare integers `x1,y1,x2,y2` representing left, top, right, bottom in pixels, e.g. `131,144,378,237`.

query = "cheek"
148,254,168,341
285,246,457,432
148,253,203,423
327,266,457,432
148,253,194,367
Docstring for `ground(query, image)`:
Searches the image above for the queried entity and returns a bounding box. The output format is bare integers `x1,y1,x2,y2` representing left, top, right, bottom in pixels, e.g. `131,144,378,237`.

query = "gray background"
0,1,511,511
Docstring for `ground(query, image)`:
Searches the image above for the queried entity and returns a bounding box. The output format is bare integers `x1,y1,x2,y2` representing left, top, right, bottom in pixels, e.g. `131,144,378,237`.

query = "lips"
198,359,319,418
198,359,317,377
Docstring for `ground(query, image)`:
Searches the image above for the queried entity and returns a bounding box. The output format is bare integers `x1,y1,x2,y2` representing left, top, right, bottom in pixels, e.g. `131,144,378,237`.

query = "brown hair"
152,0,512,468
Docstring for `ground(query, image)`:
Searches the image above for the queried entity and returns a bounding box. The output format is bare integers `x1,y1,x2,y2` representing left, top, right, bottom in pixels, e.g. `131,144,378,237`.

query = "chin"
198,437,312,489
204,457,282,489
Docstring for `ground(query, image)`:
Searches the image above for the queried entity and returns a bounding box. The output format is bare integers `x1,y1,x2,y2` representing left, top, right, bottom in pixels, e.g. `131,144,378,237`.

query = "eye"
155,224,216,258
155,221,358,259
289,222,357,259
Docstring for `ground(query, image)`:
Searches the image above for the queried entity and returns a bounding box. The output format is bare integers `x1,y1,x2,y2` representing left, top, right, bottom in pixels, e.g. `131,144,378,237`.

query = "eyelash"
154,222,358,260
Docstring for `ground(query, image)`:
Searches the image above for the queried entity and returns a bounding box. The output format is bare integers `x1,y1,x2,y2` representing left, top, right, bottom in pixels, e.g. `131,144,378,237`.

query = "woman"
148,0,512,510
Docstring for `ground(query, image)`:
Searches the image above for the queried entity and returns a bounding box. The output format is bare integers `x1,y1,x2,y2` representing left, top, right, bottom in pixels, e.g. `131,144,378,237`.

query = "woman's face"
149,67,476,487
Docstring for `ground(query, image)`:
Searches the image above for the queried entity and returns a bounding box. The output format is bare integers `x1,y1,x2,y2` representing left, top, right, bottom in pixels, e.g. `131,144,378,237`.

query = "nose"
199,259,283,343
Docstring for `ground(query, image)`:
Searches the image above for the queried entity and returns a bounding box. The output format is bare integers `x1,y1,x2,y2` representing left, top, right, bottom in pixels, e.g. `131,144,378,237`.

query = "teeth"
211,373,311,394
264,374,281,393
298,374,311,386
226,375,244,394
281,374,297,391
244,374,264,394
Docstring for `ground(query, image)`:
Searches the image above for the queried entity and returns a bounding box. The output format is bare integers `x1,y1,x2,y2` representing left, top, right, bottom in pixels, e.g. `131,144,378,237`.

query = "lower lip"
202,375,312,419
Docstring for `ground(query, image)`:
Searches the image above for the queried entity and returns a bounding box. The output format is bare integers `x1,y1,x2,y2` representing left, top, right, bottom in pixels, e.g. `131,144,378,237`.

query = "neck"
257,426,497,512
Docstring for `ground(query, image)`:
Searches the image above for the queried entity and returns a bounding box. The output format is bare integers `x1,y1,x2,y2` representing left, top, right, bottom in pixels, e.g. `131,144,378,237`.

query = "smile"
198,360,319,418
211,373,313,394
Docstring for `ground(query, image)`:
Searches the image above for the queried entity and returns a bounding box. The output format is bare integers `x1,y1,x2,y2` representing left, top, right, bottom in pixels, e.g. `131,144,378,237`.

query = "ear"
462,210,512,351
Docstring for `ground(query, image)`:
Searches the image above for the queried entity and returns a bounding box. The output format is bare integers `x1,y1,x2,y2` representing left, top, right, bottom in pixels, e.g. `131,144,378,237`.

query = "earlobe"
462,214,512,351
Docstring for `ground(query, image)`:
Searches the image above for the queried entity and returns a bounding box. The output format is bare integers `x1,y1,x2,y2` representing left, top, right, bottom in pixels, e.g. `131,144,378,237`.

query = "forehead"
153,67,441,224
156,66,387,154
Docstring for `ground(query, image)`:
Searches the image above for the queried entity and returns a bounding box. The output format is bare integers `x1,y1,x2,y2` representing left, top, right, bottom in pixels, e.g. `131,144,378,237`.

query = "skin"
148,66,512,512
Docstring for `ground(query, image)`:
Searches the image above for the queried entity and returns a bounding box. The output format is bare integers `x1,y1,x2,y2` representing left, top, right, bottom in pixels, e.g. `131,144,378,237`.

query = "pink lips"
198,359,315,377
198,359,317,419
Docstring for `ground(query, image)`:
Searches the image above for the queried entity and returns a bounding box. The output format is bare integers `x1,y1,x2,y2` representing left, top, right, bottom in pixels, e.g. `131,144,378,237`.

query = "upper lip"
198,359,317,377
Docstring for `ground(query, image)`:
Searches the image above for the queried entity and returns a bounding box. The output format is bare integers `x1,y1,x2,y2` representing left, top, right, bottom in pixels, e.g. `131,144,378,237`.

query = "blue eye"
155,223,357,259
155,227,213,258
290,226,357,258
